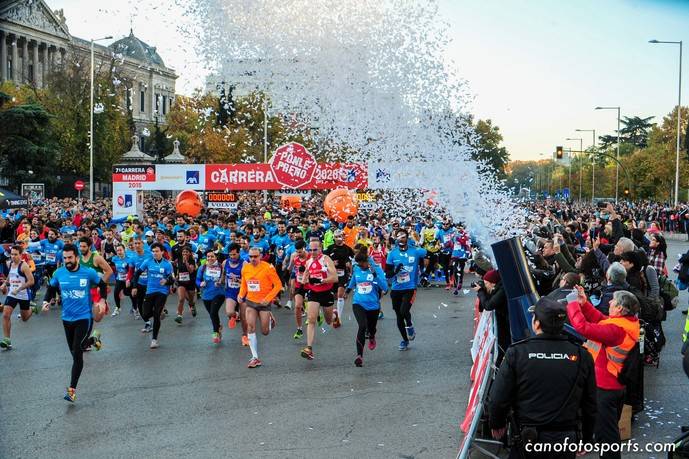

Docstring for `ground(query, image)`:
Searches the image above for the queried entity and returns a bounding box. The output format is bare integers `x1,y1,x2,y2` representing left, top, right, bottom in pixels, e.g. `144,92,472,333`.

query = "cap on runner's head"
334,229,344,237
145,230,154,237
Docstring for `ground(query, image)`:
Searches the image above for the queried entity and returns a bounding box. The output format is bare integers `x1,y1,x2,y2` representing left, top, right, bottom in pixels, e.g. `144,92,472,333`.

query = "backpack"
659,274,679,311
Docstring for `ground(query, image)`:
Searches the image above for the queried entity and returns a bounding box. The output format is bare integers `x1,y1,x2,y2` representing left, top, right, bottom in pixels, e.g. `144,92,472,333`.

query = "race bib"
396,271,411,283
178,272,190,282
357,281,373,295
443,234,452,243
140,273,148,281
228,277,240,289
247,280,261,292
206,267,221,281
31,253,42,261
10,278,21,289
46,253,56,263
337,269,345,277
117,272,127,281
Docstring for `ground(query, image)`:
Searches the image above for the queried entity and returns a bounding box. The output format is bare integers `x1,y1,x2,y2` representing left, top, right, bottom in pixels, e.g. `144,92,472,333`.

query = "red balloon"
324,189,358,223
175,190,203,217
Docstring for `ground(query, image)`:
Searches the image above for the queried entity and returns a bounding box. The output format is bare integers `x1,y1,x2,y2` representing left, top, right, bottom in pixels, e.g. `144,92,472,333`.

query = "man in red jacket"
567,285,640,459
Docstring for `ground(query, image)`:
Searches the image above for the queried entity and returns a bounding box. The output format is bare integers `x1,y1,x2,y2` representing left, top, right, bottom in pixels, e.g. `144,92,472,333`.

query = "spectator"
474,269,509,364
598,262,629,315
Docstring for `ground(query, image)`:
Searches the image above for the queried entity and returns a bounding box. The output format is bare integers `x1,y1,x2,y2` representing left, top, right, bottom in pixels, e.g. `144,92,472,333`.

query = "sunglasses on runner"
249,255,260,259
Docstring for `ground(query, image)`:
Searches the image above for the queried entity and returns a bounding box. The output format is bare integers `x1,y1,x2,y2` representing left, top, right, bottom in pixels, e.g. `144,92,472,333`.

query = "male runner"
285,239,309,339
171,230,197,323
238,247,282,368
79,236,113,285
129,239,149,321
419,216,440,286
299,240,338,360
40,228,64,280
42,243,106,402
1,245,38,349
222,243,248,346
325,230,354,328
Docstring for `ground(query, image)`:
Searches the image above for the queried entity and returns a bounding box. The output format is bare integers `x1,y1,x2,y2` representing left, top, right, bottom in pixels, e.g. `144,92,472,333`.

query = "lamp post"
90,35,112,201
649,39,682,205
594,107,621,202
576,129,596,201
565,137,582,200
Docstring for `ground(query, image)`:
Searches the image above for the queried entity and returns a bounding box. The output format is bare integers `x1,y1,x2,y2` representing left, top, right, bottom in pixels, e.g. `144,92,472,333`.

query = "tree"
466,118,510,178
620,115,655,148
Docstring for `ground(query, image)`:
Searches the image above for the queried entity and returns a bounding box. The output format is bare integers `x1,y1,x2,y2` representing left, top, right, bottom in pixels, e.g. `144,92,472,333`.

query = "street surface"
1,241,688,459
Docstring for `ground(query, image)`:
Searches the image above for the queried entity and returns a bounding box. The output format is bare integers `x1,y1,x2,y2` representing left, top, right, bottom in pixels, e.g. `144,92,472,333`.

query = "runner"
324,229,355,328
129,239,149,321
79,236,114,315
1,245,38,350
41,243,106,402
369,234,388,319
197,250,225,344
419,216,440,286
131,243,175,349
222,243,248,346
437,220,455,291
111,244,131,316
40,228,64,280
237,247,282,368
299,240,339,360
386,229,426,350
285,239,309,339
450,223,471,295
171,231,198,324
345,251,388,367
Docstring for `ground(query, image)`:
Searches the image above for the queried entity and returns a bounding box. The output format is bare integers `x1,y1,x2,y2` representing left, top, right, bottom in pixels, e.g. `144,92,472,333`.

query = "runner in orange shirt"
238,247,282,368
342,216,359,248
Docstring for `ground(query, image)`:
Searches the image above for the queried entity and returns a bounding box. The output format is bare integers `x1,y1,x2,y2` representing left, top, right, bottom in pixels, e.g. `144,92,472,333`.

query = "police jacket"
488,333,597,442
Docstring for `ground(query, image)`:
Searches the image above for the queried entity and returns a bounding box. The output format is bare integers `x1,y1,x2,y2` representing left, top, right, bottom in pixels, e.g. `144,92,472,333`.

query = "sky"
46,0,689,161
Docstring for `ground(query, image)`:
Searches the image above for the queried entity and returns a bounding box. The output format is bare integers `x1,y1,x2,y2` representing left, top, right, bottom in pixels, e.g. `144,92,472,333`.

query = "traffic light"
556,146,564,160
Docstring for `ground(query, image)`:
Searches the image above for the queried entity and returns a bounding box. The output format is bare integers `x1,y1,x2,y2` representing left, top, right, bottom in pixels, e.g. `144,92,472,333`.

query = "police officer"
488,297,597,459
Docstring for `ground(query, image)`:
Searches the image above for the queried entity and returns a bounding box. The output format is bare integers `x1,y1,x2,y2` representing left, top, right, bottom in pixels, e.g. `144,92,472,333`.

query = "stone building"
0,0,177,149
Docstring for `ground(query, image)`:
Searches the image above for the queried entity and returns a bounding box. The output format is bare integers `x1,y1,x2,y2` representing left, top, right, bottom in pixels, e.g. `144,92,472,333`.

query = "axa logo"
117,194,133,208
186,170,199,184
528,352,578,361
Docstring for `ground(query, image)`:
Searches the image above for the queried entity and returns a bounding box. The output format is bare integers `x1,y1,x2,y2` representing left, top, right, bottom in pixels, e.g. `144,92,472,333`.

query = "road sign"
269,142,317,189
74,180,85,191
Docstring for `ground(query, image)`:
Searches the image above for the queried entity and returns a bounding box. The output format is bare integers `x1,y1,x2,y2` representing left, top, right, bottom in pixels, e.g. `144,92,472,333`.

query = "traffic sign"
269,142,317,189
74,180,85,191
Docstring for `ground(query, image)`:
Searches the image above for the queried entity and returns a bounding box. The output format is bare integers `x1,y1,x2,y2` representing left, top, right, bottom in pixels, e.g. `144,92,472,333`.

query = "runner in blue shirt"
131,243,175,349
386,229,427,351
222,243,248,345
40,229,64,279
345,252,388,367
129,239,150,321
196,250,225,344
111,244,132,317
41,243,106,403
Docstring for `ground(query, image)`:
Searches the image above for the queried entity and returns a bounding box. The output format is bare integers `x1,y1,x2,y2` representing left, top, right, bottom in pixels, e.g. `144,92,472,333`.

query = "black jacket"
488,334,597,442
477,282,510,360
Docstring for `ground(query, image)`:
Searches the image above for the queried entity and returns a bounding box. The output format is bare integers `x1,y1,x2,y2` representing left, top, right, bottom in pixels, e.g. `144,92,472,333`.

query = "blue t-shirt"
40,239,64,266
386,246,427,290
138,257,173,295
197,232,217,255
130,251,151,286
196,263,224,300
249,237,270,254
60,225,77,235
112,255,130,282
347,264,388,310
27,240,43,266
50,266,101,321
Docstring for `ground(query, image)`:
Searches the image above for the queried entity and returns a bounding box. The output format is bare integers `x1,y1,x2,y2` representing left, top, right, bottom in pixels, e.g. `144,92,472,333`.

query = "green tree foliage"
620,115,655,148
464,117,510,178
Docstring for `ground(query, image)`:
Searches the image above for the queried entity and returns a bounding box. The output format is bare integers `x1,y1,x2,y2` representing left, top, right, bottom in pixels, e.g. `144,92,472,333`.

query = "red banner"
112,165,157,183
205,163,367,191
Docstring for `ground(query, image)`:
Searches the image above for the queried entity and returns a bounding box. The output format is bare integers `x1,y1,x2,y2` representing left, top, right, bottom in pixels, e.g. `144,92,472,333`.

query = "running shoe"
247,357,262,368
150,339,159,349
141,322,152,333
90,330,102,351
285,300,293,310
191,306,197,317
406,326,416,341
228,313,237,329
129,308,135,316
293,328,304,340
378,311,384,320
368,336,377,351
332,311,342,329
399,340,409,351
241,335,249,347
0,337,11,350
354,355,363,367
300,346,314,360
64,387,76,403
134,310,141,320
453,289,460,296
212,332,221,344
174,315,183,325
111,307,120,317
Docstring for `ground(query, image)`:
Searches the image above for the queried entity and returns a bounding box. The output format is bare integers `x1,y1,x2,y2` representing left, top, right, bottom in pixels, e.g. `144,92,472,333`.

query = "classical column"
0,31,7,81
11,34,18,81
21,37,28,83
41,43,48,85
32,39,39,86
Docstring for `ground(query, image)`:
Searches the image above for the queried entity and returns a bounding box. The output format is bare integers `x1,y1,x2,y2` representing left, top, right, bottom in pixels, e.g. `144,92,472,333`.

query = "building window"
28,64,34,83
139,136,146,151
7,59,12,79
155,93,160,113
162,95,167,115
125,87,132,111
140,89,145,113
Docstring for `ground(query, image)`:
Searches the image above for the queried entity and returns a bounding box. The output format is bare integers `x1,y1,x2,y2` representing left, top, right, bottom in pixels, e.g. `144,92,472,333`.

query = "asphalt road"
2,241,688,459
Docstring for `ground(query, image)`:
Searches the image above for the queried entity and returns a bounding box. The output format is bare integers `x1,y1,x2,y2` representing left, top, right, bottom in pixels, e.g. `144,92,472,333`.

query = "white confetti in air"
142,127,151,137
441,303,448,308
433,314,437,318
463,289,470,294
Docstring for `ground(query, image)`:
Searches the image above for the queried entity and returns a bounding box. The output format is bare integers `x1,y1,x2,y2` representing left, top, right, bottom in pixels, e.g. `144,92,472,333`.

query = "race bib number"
247,280,261,292
117,272,127,281
228,277,240,289
396,271,411,283
443,234,452,243
10,278,21,289
31,253,42,261
357,281,373,295
178,272,190,282
46,253,56,263
206,267,221,281
337,269,345,277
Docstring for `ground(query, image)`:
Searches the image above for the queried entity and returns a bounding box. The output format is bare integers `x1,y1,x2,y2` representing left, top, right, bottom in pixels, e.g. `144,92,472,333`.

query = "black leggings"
353,304,379,356
62,319,95,389
203,295,225,333
113,280,129,309
390,289,415,341
451,258,467,287
132,285,147,312
423,252,438,277
142,292,167,339
438,252,451,284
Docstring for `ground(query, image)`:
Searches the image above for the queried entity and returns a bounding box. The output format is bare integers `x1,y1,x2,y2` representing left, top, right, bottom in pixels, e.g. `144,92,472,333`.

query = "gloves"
308,277,322,284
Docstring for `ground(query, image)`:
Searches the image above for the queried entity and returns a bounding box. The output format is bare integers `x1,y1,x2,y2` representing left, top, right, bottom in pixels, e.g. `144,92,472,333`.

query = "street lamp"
649,39,682,206
595,106,621,202
90,35,113,201
576,129,596,201
565,137,582,199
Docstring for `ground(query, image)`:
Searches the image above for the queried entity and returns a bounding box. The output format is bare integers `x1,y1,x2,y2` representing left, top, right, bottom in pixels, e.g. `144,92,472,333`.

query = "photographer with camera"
488,297,597,459
473,269,509,364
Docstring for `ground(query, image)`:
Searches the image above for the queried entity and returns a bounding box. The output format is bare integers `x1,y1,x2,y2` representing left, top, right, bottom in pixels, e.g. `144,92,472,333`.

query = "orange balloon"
175,190,203,217
324,189,358,223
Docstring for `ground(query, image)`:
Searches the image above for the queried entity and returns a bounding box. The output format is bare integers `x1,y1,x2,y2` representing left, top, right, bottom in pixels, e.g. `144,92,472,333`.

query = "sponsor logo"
117,194,133,208
528,352,578,361
79,279,87,287
186,170,199,184
346,168,357,182
376,168,391,183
